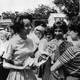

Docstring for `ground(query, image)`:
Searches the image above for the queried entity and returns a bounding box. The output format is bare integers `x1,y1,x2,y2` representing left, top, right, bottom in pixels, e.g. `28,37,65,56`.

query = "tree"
53,0,79,19
33,4,56,19
2,11,16,19
2,12,9,19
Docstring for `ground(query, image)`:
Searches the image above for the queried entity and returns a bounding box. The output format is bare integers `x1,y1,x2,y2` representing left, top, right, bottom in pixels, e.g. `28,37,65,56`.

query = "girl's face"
34,30,43,40
22,19,32,35
45,33,53,42
68,30,78,40
54,28,63,39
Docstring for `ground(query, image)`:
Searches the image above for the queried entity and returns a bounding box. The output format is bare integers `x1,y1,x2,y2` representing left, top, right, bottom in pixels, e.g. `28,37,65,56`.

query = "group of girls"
0,14,80,80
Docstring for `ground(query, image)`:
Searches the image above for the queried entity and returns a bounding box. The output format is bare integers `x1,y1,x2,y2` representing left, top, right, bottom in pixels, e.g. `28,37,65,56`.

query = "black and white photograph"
0,0,80,80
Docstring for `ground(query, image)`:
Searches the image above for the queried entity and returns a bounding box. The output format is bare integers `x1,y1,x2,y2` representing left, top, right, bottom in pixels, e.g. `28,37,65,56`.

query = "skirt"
6,69,37,80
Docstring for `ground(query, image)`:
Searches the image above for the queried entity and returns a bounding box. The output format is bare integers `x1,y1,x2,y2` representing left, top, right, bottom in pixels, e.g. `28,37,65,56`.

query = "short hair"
53,20,68,34
13,14,33,33
14,14,33,23
34,20,47,27
44,27,54,37
34,25,45,37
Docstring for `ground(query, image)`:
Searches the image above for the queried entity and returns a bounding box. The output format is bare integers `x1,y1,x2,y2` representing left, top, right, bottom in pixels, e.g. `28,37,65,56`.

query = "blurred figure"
40,27,55,80
0,29,11,80
34,25,46,63
33,24,49,80
0,30,10,44
27,28,40,51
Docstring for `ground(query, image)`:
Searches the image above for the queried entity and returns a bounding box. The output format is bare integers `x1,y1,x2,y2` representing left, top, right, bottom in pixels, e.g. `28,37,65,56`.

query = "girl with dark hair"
2,15,37,80
53,20,68,40
49,20,73,80
50,16,80,80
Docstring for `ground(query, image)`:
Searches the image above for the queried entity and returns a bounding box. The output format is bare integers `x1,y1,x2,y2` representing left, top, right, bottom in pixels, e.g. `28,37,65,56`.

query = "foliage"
33,4,57,19
1,4,57,20
53,0,79,19
1,11,29,21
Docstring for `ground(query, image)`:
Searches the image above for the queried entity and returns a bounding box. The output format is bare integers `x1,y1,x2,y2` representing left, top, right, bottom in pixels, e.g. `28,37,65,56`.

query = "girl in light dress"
2,15,37,80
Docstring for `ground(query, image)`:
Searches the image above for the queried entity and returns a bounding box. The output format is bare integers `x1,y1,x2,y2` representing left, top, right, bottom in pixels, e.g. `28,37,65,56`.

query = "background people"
50,16,80,80
49,20,73,80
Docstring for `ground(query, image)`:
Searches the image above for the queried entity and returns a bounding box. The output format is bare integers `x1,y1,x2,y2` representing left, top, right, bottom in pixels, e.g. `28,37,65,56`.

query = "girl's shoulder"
9,34,19,41
6,35,20,48
59,40,73,55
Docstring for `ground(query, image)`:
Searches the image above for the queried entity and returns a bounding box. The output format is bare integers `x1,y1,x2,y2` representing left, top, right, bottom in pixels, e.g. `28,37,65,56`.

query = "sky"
0,0,54,14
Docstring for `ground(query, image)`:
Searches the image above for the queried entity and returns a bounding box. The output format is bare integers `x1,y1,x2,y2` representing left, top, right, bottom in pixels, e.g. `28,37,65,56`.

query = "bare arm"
3,59,29,70
50,60,63,72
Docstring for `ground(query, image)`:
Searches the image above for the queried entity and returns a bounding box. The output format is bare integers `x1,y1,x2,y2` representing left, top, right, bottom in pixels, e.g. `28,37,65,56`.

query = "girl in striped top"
50,16,80,80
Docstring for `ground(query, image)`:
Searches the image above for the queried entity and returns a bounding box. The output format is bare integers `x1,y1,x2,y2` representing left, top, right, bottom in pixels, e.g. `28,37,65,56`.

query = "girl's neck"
19,32,27,40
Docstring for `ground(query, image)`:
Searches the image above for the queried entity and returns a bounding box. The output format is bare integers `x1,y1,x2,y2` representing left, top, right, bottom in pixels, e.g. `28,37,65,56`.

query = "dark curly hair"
12,14,33,33
53,20,68,34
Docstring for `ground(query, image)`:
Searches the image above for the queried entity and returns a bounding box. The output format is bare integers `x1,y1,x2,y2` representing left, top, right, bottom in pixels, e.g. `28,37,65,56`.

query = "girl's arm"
3,59,29,70
50,60,62,72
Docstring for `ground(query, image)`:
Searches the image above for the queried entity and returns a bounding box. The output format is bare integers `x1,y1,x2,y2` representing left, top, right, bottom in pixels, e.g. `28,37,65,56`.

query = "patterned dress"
3,34,37,80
